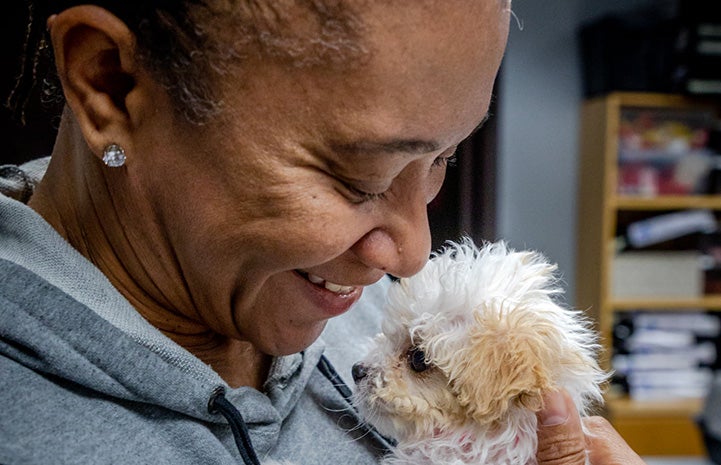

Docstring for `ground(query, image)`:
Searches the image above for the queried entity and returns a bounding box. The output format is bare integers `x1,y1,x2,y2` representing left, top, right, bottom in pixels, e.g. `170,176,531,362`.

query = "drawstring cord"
315,355,396,452
208,387,262,465
207,355,393,465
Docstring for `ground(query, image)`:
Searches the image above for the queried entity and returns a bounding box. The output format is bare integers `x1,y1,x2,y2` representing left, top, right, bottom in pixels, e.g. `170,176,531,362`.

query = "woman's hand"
536,390,647,465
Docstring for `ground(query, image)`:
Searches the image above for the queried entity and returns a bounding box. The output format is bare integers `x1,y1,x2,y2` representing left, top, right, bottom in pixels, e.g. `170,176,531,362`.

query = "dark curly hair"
8,0,368,125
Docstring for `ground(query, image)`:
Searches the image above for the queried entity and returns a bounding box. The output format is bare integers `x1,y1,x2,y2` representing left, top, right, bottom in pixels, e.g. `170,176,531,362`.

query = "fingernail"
539,391,569,426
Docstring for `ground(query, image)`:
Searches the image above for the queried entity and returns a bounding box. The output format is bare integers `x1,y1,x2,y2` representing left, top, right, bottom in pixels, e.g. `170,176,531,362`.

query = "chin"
265,321,328,356
352,239,608,465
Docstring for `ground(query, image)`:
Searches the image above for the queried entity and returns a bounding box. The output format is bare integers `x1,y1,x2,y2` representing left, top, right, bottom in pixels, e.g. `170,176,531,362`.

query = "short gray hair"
11,0,369,125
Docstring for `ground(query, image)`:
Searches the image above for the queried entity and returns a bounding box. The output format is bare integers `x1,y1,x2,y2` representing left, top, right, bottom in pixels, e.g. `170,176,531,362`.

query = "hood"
0,192,326,456
0,260,222,419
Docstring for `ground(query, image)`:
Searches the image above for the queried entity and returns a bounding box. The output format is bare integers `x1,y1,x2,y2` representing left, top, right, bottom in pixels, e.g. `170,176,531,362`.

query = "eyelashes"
348,152,457,204
350,189,387,203
433,153,457,168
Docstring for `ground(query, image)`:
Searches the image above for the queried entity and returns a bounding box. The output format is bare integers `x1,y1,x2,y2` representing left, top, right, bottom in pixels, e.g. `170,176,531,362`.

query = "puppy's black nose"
352,362,368,384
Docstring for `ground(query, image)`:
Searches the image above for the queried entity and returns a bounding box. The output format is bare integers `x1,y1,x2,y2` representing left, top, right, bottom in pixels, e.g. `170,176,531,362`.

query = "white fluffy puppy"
352,240,608,465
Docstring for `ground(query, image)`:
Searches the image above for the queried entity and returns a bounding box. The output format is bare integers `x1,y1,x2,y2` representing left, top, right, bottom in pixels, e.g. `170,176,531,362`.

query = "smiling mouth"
295,270,357,295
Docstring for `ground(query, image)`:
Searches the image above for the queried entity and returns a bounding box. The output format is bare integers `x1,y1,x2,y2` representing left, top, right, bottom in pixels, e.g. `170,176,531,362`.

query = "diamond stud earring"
102,143,126,167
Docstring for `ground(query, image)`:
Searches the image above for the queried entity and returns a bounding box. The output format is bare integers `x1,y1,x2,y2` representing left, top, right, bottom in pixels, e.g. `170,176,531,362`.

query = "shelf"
608,92,717,110
612,295,721,310
576,93,720,457
607,395,706,456
606,396,703,419
614,196,721,210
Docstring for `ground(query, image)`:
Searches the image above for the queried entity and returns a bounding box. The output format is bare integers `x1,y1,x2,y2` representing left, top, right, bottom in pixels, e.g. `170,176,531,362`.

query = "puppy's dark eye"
407,347,428,373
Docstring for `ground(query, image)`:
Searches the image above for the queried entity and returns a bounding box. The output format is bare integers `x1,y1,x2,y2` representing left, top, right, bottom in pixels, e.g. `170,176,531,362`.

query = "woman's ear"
49,6,138,159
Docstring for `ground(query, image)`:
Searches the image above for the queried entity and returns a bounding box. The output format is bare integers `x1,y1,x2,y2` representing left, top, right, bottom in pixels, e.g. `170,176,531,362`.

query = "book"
613,342,717,375
611,311,721,400
634,312,721,338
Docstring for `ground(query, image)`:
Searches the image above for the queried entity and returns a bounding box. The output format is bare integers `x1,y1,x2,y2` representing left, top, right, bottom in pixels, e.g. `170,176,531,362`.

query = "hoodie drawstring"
207,355,393,464
208,387,261,465
315,355,395,453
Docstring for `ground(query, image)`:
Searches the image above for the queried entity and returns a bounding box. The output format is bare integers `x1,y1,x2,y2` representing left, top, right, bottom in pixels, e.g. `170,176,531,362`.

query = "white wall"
496,0,658,302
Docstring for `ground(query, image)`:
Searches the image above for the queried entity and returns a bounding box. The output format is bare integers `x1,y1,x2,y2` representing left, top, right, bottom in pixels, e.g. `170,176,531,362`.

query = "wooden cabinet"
575,92,721,456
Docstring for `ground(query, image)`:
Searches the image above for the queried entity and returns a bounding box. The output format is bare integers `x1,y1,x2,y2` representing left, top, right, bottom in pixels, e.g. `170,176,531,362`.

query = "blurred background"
500,2,721,463
499,2,721,463
2,0,721,463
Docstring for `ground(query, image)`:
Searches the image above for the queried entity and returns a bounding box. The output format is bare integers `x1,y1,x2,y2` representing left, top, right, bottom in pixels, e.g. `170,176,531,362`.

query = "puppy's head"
353,240,604,443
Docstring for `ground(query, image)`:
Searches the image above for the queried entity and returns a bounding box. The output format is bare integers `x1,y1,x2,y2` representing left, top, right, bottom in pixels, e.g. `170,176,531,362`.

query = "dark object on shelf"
579,12,679,97
711,126,721,154
701,427,721,465
701,232,721,294
706,158,721,195
579,1,721,98
675,1,721,97
700,373,721,464
708,127,721,193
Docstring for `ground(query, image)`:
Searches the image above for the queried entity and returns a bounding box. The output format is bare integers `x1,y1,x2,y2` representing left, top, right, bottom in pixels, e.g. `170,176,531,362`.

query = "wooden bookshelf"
615,196,721,210
606,397,706,456
576,92,720,456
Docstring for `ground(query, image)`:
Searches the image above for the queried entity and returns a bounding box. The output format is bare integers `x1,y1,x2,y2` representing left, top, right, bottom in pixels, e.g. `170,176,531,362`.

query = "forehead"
205,0,509,62
321,1,510,147
202,0,369,68
212,0,510,149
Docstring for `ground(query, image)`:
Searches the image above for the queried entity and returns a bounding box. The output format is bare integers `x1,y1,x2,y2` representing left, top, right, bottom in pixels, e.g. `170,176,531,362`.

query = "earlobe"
49,6,138,159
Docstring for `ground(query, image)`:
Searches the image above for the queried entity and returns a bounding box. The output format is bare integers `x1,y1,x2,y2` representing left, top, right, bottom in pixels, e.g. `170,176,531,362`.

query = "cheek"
392,158,449,206
196,185,371,272
151,129,368,268
425,165,447,203
255,199,370,267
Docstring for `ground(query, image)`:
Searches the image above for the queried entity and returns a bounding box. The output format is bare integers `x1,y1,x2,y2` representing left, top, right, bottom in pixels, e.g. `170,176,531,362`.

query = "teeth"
307,273,324,284
324,281,355,294
306,272,354,294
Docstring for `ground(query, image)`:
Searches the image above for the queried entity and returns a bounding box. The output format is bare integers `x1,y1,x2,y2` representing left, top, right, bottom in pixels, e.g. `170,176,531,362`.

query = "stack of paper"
613,312,719,401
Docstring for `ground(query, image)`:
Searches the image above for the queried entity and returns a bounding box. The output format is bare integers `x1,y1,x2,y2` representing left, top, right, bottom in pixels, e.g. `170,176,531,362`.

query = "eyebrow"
329,113,491,157
331,113,490,155
329,138,441,156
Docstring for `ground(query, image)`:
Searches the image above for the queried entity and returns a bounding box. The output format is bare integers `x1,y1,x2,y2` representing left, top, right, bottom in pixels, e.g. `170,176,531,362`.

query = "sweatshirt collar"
0,191,323,434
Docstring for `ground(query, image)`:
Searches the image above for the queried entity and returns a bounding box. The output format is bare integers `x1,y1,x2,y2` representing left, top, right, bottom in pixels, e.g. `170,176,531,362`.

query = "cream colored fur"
352,239,608,465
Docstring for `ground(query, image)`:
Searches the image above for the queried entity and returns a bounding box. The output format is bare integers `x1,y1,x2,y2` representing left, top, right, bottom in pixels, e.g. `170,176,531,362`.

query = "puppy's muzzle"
352,362,368,384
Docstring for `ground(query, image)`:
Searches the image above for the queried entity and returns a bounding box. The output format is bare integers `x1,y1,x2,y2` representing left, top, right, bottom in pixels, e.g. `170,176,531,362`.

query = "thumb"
536,390,587,465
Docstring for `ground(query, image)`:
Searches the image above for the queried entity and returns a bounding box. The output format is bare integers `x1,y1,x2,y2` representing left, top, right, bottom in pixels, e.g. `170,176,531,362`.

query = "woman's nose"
350,163,435,278
352,226,430,278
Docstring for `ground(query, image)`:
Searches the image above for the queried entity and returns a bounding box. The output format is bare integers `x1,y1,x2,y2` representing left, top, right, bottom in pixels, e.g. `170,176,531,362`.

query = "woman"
0,0,645,464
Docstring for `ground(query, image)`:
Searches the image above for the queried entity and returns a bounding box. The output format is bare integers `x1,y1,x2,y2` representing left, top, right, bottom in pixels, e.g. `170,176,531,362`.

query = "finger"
536,390,587,465
583,416,646,465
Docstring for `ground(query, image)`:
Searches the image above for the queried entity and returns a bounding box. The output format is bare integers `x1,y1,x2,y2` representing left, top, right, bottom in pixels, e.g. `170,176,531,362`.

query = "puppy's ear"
451,303,559,424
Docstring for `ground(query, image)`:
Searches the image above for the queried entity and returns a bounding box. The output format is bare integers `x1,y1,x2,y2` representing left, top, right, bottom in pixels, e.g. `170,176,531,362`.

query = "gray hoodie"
0,173,391,464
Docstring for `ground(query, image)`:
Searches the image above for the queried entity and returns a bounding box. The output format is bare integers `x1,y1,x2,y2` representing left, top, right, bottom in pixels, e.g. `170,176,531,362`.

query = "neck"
28,110,271,389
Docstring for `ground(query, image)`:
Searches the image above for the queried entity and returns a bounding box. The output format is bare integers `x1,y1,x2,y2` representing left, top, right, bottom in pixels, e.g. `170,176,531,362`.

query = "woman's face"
129,1,510,355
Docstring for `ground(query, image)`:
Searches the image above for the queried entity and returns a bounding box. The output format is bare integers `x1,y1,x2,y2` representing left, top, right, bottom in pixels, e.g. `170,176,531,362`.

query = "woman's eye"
342,148,457,204
348,185,388,203
407,347,429,373
432,151,458,168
